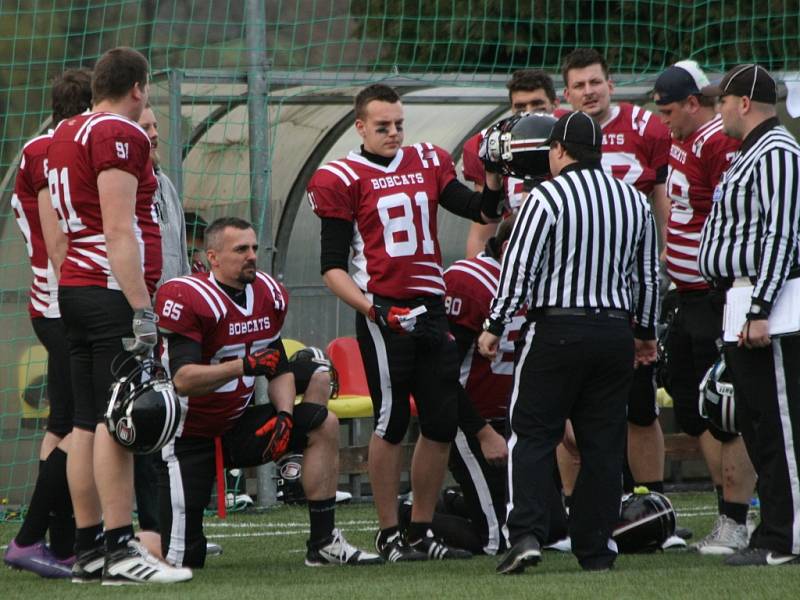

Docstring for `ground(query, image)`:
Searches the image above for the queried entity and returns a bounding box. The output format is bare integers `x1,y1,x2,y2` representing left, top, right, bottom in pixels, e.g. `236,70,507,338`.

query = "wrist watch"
482,318,504,336
746,303,768,320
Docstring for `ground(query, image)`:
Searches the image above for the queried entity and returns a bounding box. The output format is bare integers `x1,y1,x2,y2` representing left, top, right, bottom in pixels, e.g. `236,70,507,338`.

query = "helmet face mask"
105,356,182,454
699,354,738,433
483,112,556,180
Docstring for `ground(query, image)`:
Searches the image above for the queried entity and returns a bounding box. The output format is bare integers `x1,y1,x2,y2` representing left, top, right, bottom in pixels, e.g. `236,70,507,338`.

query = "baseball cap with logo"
545,111,602,150
653,60,710,105
701,64,777,104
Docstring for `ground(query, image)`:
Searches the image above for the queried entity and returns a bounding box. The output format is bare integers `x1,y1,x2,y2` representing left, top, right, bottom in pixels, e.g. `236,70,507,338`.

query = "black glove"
255,411,294,461
243,348,281,377
369,304,414,334
122,308,158,357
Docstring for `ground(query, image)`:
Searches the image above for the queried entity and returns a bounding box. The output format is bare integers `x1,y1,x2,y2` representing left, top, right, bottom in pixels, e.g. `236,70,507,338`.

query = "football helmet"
480,112,556,179
290,346,339,399
698,354,738,434
105,355,181,454
613,490,676,553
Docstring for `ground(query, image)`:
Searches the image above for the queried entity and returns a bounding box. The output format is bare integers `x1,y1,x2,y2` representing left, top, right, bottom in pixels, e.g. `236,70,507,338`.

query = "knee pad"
417,338,459,443
627,365,658,427
672,400,708,437
709,423,740,444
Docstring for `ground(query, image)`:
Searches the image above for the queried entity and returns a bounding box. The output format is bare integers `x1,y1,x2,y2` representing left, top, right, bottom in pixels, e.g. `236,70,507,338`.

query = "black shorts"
58,286,135,431
160,402,327,568
627,363,659,427
356,295,459,444
31,317,74,437
287,357,324,395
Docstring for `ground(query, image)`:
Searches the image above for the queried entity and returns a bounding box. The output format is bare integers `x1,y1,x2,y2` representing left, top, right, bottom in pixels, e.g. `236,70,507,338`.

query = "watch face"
482,318,492,331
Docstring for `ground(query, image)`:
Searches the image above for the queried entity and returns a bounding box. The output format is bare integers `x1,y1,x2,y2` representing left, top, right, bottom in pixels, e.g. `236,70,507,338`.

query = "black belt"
533,307,630,320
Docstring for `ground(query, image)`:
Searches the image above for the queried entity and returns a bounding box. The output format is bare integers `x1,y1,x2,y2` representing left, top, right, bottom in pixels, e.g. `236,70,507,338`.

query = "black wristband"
479,186,503,220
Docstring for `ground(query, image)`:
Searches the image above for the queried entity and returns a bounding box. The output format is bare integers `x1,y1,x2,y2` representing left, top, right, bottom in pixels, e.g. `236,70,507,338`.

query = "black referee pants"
725,336,800,556
506,314,633,569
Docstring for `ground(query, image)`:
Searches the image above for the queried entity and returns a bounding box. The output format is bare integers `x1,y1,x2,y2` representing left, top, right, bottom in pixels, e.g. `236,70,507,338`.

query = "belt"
535,307,630,320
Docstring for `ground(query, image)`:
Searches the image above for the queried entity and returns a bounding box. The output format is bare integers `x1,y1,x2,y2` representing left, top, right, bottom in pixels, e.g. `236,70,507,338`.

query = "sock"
378,525,399,546
638,481,664,494
407,521,432,544
76,523,104,553
15,454,58,546
722,501,749,525
104,525,135,553
44,448,75,558
715,485,724,514
307,497,336,545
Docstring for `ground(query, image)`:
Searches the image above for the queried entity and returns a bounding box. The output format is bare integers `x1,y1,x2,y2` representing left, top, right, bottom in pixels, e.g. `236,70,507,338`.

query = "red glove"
369,304,412,334
255,411,294,461
243,348,281,377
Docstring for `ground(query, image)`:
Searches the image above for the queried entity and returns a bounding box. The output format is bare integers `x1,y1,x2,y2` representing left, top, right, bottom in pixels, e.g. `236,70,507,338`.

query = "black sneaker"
306,528,385,566
71,545,105,584
724,547,800,567
375,530,427,562
496,535,541,575
102,538,192,585
408,529,472,560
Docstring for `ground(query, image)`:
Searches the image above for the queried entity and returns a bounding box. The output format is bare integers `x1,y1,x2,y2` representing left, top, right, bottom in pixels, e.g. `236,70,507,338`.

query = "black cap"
653,60,710,105
545,111,602,149
701,64,777,104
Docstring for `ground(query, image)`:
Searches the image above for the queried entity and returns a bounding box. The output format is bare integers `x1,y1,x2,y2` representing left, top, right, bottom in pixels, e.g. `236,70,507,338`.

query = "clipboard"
722,278,800,342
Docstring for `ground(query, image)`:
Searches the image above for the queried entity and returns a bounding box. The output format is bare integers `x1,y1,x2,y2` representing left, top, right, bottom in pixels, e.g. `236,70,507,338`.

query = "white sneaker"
543,537,572,552
691,515,749,555
335,490,353,503
662,535,687,550
305,529,385,566
102,539,192,585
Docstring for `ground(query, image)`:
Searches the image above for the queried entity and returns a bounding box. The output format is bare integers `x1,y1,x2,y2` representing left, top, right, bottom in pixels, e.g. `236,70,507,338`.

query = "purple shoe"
4,539,73,578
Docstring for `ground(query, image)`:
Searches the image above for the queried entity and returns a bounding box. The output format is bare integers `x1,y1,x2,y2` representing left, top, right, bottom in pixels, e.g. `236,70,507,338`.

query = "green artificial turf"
2,492,799,599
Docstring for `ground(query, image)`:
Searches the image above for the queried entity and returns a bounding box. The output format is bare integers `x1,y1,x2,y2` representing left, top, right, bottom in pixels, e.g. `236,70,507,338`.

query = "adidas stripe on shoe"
101,538,192,585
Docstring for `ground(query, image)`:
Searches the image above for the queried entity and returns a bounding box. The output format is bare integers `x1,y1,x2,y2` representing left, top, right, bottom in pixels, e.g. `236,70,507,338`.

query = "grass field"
2,492,799,599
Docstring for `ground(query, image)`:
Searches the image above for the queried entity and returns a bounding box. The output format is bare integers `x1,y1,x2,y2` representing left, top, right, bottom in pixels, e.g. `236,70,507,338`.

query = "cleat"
496,535,541,574
71,545,105,583
102,538,192,585
206,542,223,556
724,547,800,567
409,529,472,560
543,536,572,553
662,534,687,550
335,490,353,504
675,526,693,540
375,530,427,562
305,528,384,566
690,515,748,556
3,539,73,579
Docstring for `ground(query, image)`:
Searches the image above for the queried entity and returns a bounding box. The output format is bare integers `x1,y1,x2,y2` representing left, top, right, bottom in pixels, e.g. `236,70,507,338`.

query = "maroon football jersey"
308,143,457,299
155,271,288,438
11,132,59,318
600,103,671,195
666,114,740,290
444,254,526,420
47,112,161,294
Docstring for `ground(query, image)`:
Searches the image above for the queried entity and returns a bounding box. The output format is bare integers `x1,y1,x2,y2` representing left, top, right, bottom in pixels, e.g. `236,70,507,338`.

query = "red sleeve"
89,121,151,178
444,268,492,332
25,142,50,193
155,280,207,343
706,136,741,188
273,281,289,331
434,145,457,193
307,168,356,221
645,116,671,172
462,132,486,186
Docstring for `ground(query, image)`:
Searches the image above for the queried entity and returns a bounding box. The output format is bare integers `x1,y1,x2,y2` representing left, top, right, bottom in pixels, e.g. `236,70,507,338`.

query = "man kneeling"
155,217,382,568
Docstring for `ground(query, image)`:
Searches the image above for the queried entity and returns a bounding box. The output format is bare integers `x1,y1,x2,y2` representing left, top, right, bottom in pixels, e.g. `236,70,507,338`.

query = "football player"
308,83,505,561
462,69,564,257
4,68,92,579
561,49,675,530
653,61,756,554
48,47,191,584
155,217,382,568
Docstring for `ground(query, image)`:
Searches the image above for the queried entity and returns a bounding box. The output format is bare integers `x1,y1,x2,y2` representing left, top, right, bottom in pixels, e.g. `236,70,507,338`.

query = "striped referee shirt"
489,162,659,333
698,117,800,309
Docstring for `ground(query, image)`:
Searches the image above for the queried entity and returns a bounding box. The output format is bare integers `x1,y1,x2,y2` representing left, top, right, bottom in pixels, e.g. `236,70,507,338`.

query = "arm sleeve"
166,333,202,377
320,217,353,274
27,145,49,193
449,322,476,363
90,124,151,177
752,149,800,310
439,178,502,223
155,281,205,342
633,204,660,337
462,133,487,186
267,337,291,380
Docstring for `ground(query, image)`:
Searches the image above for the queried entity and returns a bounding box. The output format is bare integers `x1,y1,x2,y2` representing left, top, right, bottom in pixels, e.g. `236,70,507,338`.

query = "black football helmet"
105,355,181,454
481,112,556,179
699,354,738,434
290,346,339,399
613,490,676,553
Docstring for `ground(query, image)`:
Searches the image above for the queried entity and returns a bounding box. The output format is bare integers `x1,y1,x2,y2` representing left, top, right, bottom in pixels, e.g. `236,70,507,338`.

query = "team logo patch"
116,417,136,446
712,185,723,202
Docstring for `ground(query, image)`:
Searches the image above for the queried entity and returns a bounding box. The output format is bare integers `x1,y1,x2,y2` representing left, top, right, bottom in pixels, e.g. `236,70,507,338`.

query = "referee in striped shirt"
478,111,659,573
698,65,800,567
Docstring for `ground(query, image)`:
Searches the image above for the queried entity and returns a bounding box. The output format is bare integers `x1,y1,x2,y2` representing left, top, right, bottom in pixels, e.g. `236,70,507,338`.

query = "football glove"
369,304,413,334
122,308,158,357
243,348,281,377
255,411,294,461
478,126,505,174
